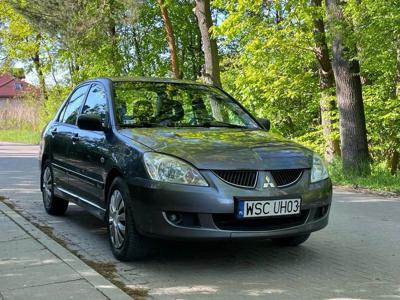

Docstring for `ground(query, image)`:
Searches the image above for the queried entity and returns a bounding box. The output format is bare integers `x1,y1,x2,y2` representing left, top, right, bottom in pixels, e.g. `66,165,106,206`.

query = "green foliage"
40,86,71,127
119,0,203,79
346,0,400,164
0,1,41,70
11,67,25,78
214,0,321,140
364,85,400,162
3,0,204,82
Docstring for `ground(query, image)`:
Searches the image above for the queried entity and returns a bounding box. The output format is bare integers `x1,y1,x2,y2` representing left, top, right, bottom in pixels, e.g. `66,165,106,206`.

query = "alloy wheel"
108,189,126,249
42,166,52,207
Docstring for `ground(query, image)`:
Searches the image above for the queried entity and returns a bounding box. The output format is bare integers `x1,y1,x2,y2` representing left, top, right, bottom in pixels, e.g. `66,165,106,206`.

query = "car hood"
119,128,313,170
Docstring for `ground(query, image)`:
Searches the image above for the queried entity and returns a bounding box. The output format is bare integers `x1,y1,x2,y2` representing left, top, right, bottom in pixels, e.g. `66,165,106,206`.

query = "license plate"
238,199,301,218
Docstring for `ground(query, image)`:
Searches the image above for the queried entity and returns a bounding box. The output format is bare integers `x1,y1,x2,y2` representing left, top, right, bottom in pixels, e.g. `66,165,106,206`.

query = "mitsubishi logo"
263,175,275,188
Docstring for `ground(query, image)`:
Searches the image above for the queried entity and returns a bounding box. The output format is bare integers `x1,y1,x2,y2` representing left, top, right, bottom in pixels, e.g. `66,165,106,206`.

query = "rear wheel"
107,177,151,261
272,233,311,247
41,161,68,215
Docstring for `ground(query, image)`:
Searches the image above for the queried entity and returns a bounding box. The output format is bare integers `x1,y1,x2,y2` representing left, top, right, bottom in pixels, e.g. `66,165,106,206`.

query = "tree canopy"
1,0,399,175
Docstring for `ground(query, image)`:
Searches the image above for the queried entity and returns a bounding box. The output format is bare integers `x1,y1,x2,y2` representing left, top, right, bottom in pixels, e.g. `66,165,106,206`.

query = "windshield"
112,81,259,129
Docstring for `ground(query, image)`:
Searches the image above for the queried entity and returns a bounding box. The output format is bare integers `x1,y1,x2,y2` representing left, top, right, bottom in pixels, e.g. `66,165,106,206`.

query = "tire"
41,161,68,216
272,233,311,247
107,177,151,261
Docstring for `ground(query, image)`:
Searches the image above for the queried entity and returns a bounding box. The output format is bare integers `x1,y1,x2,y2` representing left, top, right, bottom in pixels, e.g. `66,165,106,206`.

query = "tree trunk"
390,38,400,174
44,46,59,86
107,0,123,75
68,53,80,85
311,0,340,162
325,0,370,174
158,0,181,79
131,26,145,76
194,0,221,88
390,150,399,175
32,34,48,101
396,38,400,98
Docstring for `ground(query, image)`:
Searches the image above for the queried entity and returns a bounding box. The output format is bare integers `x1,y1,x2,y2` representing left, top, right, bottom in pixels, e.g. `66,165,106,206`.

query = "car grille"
213,169,304,188
270,169,303,187
213,210,310,231
213,170,258,188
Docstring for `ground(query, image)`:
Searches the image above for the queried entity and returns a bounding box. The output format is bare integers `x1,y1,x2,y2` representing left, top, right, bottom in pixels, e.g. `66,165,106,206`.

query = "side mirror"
77,114,105,131
258,118,271,131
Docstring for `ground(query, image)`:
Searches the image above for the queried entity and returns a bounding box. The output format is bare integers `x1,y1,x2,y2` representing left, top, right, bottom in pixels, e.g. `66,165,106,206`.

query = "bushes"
40,86,70,126
0,86,70,144
0,95,41,131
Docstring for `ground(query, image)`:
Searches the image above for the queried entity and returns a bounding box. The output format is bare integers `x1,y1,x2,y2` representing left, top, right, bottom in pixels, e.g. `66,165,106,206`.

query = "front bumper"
128,170,332,240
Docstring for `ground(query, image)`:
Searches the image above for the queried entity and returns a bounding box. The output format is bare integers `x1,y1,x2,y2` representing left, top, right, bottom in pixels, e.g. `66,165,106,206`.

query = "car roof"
88,77,213,87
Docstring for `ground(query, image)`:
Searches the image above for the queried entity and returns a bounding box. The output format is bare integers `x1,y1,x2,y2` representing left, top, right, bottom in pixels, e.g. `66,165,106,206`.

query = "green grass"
329,161,400,194
0,129,41,145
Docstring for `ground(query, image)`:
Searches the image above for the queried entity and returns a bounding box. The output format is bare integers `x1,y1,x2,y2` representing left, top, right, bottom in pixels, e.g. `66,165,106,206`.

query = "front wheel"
107,177,151,261
41,161,68,215
271,233,311,247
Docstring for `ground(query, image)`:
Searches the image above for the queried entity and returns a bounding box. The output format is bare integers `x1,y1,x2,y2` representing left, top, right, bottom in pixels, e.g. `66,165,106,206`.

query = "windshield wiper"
200,121,247,129
119,122,157,128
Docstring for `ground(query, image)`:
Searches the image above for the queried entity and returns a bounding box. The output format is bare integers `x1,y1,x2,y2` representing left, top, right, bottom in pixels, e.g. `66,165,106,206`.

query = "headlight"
143,152,208,186
310,153,329,183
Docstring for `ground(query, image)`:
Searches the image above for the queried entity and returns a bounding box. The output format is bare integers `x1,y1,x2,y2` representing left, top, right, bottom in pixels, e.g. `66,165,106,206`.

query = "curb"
0,202,132,300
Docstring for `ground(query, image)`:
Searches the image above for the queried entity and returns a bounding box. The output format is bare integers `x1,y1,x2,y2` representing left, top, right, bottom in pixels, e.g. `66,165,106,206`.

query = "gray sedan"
39,77,332,261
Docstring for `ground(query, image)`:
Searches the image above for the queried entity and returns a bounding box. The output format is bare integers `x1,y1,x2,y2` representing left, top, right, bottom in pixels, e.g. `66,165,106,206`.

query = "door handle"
71,133,79,142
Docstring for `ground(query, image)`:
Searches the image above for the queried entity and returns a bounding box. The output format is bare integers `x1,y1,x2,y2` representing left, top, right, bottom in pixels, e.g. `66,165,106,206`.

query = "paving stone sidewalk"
0,202,131,300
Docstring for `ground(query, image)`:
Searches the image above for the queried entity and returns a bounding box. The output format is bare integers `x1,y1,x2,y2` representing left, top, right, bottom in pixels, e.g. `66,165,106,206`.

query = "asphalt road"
0,142,399,300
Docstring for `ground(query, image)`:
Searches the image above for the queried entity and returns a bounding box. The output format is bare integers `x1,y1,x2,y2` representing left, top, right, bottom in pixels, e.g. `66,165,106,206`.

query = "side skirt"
54,186,106,221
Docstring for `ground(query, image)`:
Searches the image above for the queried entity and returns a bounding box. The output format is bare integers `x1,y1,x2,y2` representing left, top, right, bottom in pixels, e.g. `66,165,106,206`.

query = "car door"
68,83,110,210
51,85,90,192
